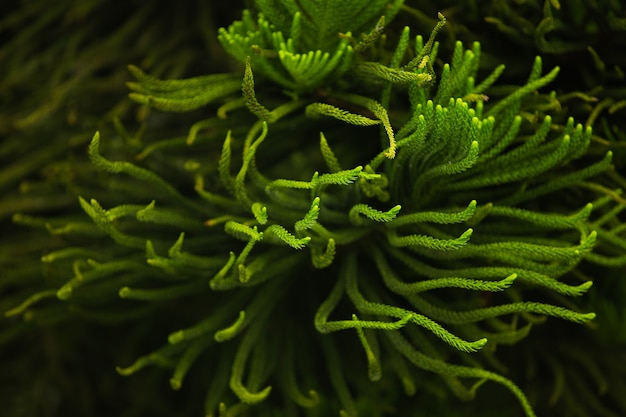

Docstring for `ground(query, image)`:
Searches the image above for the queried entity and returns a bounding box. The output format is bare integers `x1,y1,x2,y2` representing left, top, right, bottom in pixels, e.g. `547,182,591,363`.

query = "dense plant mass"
1,1,625,417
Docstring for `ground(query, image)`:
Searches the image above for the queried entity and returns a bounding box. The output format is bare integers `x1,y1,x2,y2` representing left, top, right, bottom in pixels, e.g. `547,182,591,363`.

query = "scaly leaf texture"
3,3,624,417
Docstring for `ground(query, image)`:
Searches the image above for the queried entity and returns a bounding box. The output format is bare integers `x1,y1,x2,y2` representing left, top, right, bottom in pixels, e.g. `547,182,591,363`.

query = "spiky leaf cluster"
404,0,626,156
217,0,407,91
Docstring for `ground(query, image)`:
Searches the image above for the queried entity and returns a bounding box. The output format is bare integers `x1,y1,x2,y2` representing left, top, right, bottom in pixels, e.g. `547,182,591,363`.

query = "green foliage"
218,0,420,92
127,65,243,112
409,0,626,162
2,1,626,417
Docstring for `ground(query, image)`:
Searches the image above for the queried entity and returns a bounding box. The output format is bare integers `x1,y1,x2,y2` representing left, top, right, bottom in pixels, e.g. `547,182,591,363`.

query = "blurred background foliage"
1,1,625,416
1,2,243,416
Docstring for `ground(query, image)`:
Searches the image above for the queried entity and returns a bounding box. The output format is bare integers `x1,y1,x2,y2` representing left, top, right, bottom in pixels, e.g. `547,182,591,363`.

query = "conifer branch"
305,103,380,126
214,311,247,342
342,252,487,353
294,197,320,232
4,289,57,318
387,228,473,251
390,200,477,227
372,245,516,295
170,337,213,390
386,330,537,417
264,224,311,249
349,204,401,225
403,12,447,72
311,238,336,269
319,132,343,173
78,197,145,249
230,322,273,404
354,61,433,86
242,57,274,122
352,314,382,382
5,4,623,417
88,132,203,213
415,295,596,325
